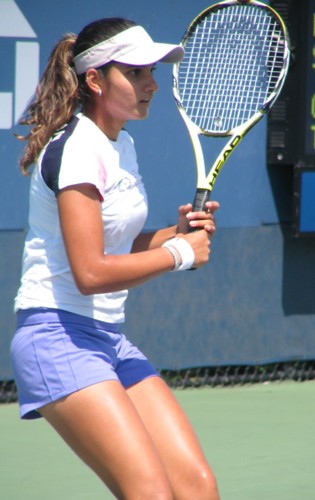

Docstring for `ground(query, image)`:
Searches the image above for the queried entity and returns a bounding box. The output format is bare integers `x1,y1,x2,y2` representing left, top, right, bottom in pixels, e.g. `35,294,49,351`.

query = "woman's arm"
132,201,219,252
131,226,177,253
58,184,213,295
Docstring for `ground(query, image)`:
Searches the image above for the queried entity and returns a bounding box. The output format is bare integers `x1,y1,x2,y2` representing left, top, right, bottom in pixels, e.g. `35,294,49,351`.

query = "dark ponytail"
17,33,78,174
17,18,137,174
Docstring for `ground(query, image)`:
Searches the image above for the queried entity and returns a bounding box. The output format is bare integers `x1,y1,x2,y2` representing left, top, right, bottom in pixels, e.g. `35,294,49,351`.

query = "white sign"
0,0,39,129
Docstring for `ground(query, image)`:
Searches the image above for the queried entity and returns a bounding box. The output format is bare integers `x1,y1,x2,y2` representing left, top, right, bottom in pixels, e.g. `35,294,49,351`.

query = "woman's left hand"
176,200,220,235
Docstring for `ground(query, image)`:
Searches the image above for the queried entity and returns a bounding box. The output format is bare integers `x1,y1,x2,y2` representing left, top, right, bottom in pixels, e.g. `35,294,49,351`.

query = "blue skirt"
11,308,158,419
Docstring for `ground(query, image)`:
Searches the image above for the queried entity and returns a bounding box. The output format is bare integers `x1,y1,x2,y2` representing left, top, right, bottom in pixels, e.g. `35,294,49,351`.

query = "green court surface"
1,381,314,499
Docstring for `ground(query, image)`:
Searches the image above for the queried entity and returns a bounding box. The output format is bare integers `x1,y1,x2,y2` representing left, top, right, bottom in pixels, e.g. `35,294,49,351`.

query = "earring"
98,89,102,96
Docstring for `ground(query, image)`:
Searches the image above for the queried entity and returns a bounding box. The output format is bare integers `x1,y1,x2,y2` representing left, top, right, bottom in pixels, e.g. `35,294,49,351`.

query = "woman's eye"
130,68,141,76
128,66,156,77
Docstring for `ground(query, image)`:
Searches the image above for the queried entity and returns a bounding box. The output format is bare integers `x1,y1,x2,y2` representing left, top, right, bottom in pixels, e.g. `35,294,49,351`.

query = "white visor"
73,25,184,75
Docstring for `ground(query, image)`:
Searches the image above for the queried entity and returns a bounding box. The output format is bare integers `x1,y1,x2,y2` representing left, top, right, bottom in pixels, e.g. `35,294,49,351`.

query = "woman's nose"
146,74,158,93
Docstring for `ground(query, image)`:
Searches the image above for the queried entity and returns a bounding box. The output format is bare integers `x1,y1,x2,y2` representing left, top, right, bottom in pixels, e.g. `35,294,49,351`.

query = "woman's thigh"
127,377,220,500
39,380,173,500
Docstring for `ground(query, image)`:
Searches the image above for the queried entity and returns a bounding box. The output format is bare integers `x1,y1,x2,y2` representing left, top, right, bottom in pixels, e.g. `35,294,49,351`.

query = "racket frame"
173,0,291,208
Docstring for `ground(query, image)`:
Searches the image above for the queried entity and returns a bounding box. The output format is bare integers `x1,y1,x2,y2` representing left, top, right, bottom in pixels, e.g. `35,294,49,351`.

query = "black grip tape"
188,189,211,235
192,188,211,212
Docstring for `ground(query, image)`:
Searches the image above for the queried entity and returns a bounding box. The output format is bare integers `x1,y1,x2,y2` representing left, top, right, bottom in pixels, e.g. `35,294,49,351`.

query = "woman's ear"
85,68,103,96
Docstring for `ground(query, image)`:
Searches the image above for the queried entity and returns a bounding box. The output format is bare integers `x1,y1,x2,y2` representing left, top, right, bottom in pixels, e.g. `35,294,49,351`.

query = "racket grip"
187,189,211,262
189,188,211,235
192,188,211,212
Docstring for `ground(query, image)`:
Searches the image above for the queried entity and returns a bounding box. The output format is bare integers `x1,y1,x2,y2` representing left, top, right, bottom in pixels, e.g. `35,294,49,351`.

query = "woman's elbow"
73,269,105,295
72,266,120,295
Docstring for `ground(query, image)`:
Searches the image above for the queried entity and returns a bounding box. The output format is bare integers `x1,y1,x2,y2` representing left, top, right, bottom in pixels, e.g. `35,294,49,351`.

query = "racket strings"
177,5,287,133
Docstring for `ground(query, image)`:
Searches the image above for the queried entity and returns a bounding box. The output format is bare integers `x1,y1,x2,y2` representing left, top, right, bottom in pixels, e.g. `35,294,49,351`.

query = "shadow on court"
0,381,314,499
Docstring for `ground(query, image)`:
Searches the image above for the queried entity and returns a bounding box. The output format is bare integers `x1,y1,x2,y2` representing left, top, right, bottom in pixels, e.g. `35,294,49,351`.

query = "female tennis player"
11,17,220,499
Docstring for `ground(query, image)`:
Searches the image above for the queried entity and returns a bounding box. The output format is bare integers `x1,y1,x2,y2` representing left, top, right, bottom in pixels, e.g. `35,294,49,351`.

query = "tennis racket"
173,0,290,213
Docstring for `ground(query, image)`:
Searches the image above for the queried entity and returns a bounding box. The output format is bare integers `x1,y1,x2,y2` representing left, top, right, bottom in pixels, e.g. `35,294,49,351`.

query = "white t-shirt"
14,114,148,323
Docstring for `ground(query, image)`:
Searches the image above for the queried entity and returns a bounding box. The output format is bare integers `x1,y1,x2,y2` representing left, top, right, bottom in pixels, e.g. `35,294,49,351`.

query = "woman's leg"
127,376,220,500
39,380,173,500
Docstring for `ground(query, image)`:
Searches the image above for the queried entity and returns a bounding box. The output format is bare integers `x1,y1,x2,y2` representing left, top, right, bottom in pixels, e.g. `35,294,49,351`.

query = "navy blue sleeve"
41,116,79,196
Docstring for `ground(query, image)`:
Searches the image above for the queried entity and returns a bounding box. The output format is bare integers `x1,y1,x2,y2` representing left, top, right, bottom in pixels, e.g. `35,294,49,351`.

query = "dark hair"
17,18,137,174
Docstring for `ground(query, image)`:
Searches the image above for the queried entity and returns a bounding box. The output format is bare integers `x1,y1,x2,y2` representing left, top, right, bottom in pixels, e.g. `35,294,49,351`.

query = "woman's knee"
180,465,220,500
198,468,220,500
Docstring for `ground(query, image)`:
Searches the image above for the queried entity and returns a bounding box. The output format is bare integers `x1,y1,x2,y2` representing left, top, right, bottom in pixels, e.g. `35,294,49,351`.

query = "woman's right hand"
178,230,211,269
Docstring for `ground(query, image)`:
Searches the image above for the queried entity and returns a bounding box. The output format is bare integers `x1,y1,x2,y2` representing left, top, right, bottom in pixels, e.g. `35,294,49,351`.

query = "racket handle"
192,188,211,212
188,189,211,251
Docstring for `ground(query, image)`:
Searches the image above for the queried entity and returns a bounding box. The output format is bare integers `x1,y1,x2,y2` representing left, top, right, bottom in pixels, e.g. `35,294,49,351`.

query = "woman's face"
88,62,159,139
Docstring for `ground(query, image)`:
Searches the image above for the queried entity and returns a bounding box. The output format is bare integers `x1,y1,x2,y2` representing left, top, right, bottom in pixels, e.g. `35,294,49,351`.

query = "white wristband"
162,243,181,271
162,237,195,271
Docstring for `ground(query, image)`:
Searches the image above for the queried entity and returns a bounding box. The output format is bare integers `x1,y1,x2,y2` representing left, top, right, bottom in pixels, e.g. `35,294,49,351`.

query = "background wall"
1,0,314,379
